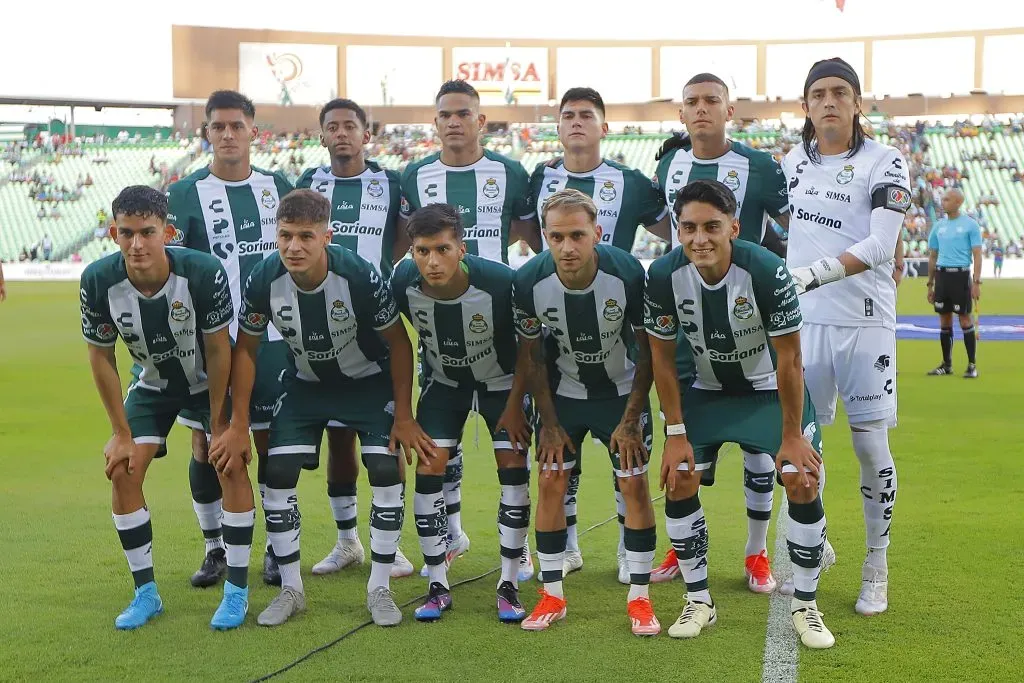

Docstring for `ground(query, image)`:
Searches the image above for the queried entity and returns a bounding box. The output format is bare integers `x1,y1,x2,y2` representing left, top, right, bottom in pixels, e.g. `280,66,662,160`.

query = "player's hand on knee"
659,435,694,492
104,432,135,480
538,424,573,479
495,406,531,456
219,450,248,478
611,419,646,475
775,435,822,490
211,425,251,473
390,417,438,466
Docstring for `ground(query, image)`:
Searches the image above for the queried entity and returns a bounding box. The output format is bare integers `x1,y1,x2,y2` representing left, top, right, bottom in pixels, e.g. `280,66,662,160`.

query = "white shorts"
801,323,897,427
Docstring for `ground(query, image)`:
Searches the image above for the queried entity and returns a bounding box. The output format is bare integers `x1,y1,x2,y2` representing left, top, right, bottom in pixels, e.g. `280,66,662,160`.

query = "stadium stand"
4,123,1024,264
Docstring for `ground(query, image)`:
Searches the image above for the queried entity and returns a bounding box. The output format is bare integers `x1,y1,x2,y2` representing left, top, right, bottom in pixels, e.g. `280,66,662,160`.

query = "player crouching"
390,204,533,622
513,189,660,636
645,180,834,649
213,190,433,627
82,186,255,630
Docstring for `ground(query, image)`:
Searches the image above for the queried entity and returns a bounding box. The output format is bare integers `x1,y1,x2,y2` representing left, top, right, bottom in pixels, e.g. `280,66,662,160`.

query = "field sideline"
0,277,1021,682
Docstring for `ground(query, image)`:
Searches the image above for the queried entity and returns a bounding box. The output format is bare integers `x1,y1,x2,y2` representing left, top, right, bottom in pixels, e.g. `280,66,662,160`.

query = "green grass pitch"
0,277,1021,682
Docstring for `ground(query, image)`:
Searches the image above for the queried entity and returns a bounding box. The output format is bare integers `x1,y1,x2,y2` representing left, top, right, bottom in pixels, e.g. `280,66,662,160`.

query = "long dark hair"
802,112,867,164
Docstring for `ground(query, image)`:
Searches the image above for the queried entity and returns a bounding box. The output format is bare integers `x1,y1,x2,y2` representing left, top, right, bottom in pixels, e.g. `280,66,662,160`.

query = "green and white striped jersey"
167,166,294,340
644,240,802,394
529,158,667,252
295,161,401,275
400,150,534,264
239,245,399,383
513,245,645,400
391,254,516,392
80,247,233,395
654,139,788,248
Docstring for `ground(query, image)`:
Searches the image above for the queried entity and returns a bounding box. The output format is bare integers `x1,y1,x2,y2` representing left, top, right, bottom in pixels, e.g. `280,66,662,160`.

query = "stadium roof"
0,96,198,110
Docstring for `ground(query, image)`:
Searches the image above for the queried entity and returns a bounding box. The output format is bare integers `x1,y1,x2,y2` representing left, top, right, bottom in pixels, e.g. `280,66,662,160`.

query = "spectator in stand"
36,206,45,221
51,205,61,219
992,240,1004,278
41,234,53,261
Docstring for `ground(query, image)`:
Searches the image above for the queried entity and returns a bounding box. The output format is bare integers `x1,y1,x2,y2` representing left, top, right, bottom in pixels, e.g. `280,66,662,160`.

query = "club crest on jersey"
722,170,741,191
330,299,351,322
468,313,488,333
170,301,191,322
603,298,623,322
261,189,277,209
367,179,384,198
482,178,500,199
836,165,855,185
599,181,617,202
96,322,117,341
732,296,753,320
246,312,268,328
400,196,411,214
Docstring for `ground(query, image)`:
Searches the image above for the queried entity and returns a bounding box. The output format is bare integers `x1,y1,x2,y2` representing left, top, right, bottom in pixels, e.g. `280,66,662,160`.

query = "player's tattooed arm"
518,334,574,476
87,344,134,479
612,330,653,472
769,331,821,489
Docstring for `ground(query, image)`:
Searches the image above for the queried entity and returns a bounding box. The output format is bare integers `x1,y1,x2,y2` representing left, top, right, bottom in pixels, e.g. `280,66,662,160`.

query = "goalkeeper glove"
791,256,846,294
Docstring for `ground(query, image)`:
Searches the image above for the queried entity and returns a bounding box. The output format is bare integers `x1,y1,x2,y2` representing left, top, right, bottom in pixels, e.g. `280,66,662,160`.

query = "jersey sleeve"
508,162,536,220
193,257,234,335
294,167,315,190
870,146,911,197
968,220,982,249
642,259,679,341
527,163,545,216
166,180,192,247
752,253,802,337
399,166,419,218
927,225,939,252
389,259,413,318
238,264,272,337
353,257,401,331
79,267,118,346
630,168,671,227
273,171,295,197
758,154,790,218
622,254,647,329
512,268,541,339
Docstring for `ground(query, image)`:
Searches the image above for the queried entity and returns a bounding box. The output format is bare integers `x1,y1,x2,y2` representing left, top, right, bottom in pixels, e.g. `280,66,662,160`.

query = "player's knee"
780,472,818,503
495,449,527,470
416,448,449,476
850,417,889,434
667,471,702,500
363,451,402,488
110,464,142,492
615,472,649,499
191,429,210,462
264,453,303,490
537,471,569,498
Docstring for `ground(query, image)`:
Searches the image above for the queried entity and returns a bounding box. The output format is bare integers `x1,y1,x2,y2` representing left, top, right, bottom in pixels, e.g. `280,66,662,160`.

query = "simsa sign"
451,47,549,104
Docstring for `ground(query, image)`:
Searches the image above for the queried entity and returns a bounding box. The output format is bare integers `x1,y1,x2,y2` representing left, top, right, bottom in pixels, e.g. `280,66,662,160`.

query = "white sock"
278,561,302,593
193,500,225,553
545,580,564,598
852,428,897,550
867,546,888,570
368,561,391,591
427,561,449,589
742,450,774,557
627,583,649,601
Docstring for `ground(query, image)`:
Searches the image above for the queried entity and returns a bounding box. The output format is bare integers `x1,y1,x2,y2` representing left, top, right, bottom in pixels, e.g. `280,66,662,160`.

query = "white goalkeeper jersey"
783,138,910,330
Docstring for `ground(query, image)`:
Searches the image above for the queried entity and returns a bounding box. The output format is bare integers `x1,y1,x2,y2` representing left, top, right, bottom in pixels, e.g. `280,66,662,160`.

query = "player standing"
527,86,669,582
82,186,255,630
296,98,415,578
167,90,293,588
513,189,659,636
645,179,833,648
784,58,910,616
650,73,794,591
213,190,433,627
390,203,532,622
925,188,982,377
402,80,540,580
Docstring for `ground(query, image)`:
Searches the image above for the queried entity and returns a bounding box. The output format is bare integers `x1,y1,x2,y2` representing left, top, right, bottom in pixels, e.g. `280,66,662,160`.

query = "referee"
926,189,982,378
